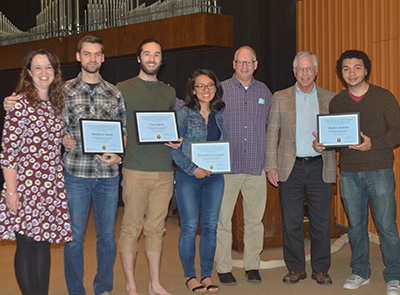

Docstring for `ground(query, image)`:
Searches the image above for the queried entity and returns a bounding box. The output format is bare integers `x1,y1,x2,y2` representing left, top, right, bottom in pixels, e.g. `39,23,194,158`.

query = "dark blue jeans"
176,169,224,278
63,171,119,295
340,168,400,282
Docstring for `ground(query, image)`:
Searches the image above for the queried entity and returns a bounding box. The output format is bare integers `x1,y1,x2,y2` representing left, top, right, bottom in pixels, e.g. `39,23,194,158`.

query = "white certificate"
317,113,361,147
80,119,124,154
191,141,231,174
135,111,179,144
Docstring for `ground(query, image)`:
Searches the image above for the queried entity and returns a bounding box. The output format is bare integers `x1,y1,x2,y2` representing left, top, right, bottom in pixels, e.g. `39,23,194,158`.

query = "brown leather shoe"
283,271,307,284
311,272,333,285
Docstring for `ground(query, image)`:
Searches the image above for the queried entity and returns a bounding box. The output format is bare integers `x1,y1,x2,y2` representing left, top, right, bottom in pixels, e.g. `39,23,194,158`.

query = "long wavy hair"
15,49,64,116
184,69,225,112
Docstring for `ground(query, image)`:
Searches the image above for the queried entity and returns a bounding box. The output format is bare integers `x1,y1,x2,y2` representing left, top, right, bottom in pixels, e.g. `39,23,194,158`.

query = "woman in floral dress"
0,49,72,295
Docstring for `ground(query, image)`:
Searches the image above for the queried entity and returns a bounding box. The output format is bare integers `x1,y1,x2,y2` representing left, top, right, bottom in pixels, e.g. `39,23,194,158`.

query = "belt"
296,155,322,163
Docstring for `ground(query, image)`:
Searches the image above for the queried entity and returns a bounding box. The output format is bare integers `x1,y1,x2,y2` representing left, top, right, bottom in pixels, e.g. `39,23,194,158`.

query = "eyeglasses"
194,83,216,91
295,66,315,73
235,60,256,67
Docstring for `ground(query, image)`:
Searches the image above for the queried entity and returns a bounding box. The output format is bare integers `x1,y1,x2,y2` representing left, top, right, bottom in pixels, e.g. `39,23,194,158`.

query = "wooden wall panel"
297,0,400,234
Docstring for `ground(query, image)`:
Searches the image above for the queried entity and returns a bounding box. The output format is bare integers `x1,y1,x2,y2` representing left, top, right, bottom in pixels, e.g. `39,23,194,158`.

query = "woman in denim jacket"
171,69,225,293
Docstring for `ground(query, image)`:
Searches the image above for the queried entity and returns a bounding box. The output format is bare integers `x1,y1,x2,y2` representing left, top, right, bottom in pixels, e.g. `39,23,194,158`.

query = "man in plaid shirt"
216,46,272,285
62,35,127,295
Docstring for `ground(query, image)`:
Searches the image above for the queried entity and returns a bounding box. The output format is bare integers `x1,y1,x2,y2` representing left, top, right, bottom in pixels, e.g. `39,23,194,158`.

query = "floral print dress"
0,96,72,243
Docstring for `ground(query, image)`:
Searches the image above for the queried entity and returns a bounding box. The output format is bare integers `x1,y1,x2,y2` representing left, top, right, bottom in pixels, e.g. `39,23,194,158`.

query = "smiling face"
76,42,104,74
193,74,216,107
293,56,317,93
341,58,368,88
233,47,258,86
138,42,162,77
28,54,55,92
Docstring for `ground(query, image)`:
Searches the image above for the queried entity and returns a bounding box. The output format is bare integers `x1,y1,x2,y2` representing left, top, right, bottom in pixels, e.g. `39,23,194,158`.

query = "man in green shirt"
117,38,176,295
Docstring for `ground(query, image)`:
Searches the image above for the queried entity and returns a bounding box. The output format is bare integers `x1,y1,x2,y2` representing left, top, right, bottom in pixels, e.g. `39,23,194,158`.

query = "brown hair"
15,49,64,116
136,38,164,63
77,35,104,53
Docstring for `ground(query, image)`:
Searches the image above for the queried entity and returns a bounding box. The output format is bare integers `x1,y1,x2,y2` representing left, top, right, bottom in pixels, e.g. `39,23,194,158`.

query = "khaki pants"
119,169,173,254
216,171,267,272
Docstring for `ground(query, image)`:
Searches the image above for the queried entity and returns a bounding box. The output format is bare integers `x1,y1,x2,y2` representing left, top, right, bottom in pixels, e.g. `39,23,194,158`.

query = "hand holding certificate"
191,142,231,174
135,111,179,144
317,113,361,147
80,119,124,154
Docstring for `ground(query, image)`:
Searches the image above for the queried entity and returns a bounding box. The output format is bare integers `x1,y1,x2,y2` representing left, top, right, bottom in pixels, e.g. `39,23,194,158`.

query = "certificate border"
134,111,179,144
317,112,361,147
79,118,125,155
190,141,232,174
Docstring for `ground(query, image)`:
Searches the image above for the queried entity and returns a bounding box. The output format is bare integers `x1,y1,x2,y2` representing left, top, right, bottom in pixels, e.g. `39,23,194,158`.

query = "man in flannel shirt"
62,35,126,295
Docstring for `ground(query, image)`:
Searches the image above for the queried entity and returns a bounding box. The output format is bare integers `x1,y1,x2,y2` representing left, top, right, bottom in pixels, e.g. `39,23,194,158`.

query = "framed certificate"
317,113,361,147
80,119,124,154
191,141,231,174
134,111,179,144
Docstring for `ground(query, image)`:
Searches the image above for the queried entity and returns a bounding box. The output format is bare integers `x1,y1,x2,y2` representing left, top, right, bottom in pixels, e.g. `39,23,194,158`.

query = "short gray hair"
293,51,318,69
234,46,257,61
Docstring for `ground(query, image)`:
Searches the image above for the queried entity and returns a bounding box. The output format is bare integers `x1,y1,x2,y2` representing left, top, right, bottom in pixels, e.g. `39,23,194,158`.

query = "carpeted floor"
0,207,388,294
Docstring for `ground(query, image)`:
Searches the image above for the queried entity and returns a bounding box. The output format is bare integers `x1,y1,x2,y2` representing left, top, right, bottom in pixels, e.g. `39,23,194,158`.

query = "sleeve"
371,90,400,149
62,96,70,133
329,96,339,114
265,87,273,125
175,97,184,110
170,88,177,111
170,110,198,175
117,92,127,137
0,101,27,170
265,93,281,170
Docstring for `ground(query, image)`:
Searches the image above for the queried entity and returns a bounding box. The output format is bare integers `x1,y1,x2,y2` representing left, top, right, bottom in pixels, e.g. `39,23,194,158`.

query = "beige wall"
297,0,400,233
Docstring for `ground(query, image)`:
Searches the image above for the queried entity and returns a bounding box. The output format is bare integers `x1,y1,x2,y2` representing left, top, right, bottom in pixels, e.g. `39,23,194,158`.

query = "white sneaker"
343,274,370,289
387,280,400,295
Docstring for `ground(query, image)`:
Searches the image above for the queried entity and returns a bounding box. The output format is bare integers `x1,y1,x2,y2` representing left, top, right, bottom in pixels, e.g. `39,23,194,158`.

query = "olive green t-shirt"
117,76,176,172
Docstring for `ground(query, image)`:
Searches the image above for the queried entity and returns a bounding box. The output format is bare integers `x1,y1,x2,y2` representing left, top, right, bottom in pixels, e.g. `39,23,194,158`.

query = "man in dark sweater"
329,50,400,295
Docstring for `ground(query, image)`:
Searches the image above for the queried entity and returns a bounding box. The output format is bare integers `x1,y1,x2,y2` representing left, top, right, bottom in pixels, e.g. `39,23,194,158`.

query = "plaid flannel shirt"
62,74,127,178
222,75,272,175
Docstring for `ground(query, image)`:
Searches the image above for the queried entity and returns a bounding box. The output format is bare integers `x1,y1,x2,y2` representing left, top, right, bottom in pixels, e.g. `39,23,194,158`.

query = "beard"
139,61,161,76
81,62,101,74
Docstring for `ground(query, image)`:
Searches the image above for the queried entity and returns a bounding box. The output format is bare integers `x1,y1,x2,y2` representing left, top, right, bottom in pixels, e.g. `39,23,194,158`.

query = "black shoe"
245,269,262,283
217,272,237,285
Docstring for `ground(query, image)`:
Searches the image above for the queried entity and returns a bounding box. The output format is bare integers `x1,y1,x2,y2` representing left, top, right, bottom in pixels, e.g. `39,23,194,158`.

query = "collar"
76,72,107,89
295,82,316,98
232,73,255,88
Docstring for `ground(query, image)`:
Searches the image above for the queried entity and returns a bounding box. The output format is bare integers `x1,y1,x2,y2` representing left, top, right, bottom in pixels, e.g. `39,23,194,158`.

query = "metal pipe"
59,0,64,31
75,0,80,32
55,0,59,33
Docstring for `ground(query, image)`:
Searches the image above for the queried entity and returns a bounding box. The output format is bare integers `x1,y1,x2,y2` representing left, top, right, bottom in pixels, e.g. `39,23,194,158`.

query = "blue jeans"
176,169,224,278
340,168,400,282
64,171,119,295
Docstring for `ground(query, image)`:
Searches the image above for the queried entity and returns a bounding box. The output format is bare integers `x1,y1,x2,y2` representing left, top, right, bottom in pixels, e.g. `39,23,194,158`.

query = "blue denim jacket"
171,106,225,175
